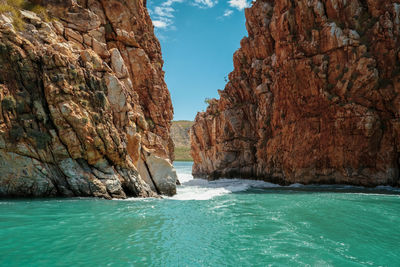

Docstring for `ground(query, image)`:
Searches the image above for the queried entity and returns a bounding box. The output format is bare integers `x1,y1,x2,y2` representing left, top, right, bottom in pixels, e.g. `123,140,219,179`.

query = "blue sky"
147,0,249,121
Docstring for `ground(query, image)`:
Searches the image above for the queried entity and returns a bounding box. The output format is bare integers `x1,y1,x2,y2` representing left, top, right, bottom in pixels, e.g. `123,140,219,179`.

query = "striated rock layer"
191,0,400,186
0,0,178,198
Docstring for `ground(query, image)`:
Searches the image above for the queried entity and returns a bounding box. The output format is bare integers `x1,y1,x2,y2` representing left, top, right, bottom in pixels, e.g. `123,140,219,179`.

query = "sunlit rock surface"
0,0,177,198
191,0,400,186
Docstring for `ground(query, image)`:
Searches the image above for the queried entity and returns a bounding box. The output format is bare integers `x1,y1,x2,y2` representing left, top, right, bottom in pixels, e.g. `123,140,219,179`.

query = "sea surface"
1,161,400,266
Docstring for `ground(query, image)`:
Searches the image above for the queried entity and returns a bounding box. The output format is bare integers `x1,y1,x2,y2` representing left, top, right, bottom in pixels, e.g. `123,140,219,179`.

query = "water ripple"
0,162,399,266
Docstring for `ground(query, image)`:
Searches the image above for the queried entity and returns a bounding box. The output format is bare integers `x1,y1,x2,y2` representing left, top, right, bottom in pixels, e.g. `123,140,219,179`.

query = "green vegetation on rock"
171,121,193,161
173,120,193,129
0,0,49,30
174,146,192,162
27,128,52,149
1,95,16,111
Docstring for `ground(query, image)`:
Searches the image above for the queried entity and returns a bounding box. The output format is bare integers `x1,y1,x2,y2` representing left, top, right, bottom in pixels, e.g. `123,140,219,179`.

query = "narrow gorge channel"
0,0,399,266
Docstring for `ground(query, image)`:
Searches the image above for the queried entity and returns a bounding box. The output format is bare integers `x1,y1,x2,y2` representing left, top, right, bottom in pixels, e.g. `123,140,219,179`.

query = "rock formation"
171,120,193,161
0,0,178,198
171,121,193,148
191,0,400,187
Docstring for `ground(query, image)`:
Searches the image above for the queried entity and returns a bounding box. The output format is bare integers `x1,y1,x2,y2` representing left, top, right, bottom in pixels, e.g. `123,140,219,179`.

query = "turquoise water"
1,161,400,266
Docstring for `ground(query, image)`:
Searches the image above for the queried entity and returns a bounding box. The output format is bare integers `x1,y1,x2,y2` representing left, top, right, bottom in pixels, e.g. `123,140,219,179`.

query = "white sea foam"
169,165,400,201
122,163,400,201
170,168,279,201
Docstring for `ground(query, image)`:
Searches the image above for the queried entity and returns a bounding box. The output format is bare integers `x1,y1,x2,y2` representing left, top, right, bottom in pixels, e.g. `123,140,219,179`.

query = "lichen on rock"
0,0,177,198
191,0,400,187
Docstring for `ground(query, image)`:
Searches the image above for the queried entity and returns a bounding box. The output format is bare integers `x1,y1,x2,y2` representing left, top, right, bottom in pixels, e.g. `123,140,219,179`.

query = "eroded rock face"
0,0,177,198
191,0,400,187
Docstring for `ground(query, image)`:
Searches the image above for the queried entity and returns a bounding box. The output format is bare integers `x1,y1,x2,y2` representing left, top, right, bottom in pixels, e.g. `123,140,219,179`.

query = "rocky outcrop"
171,121,193,147
191,0,400,187
171,120,193,161
0,0,177,198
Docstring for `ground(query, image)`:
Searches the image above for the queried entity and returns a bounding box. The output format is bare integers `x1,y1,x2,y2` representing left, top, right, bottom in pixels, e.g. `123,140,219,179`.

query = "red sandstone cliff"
0,0,177,198
191,0,400,186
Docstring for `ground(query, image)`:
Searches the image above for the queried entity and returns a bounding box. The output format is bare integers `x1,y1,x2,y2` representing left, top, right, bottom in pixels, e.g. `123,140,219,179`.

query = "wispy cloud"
151,0,219,30
154,6,175,17
223,9,233,17
153,20,169,28
151,0,184,29
228,0,249,10
217,8,233,20
218,0,249,19
193,0,218,8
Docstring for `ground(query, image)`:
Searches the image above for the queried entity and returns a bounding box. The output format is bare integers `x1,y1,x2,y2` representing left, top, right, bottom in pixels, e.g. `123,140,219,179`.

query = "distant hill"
171,121,194,161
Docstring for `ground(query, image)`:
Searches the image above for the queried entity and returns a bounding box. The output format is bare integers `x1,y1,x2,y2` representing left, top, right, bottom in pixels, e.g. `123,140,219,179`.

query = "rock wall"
0,0,177,198
191,0,400,187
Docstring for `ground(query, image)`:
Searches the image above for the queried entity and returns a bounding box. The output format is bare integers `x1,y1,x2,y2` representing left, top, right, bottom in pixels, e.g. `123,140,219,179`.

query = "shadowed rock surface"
191,0,400,186
0,0,177,198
